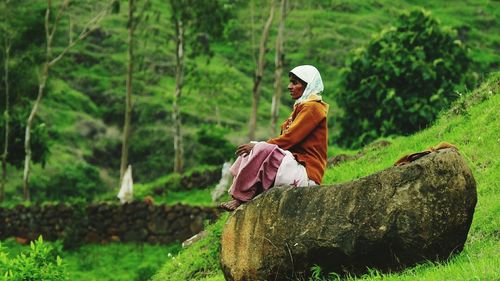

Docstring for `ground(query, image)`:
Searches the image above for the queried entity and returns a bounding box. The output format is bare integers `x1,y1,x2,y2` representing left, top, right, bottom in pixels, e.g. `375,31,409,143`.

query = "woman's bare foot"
219,199,243,212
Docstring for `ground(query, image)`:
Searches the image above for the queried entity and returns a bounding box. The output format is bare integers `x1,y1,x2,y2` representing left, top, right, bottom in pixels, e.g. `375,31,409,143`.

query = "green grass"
347,238,500,280
64,243,181,281
152,73,499,280
163,189,215,206
0,238,182,281
151,214,229,281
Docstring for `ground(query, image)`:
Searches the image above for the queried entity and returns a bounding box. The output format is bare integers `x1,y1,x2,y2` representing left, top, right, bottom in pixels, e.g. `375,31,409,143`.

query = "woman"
219,65,329,211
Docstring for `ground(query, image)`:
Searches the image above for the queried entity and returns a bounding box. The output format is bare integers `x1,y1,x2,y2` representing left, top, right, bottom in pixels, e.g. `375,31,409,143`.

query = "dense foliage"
1,0,497,198
0,110,49,167
0,1,50,167
195,125,234,166
30,162,104,202
0,237,68,280
336,9,470,148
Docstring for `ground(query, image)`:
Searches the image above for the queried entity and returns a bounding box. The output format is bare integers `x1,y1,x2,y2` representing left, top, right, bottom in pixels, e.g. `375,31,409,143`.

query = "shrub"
0,2,49,167
31,162,105,202
336,9,470,148
135,265,157,281
0,237,68,280
129,126,176,182
195,124,234,166
0,107,50,167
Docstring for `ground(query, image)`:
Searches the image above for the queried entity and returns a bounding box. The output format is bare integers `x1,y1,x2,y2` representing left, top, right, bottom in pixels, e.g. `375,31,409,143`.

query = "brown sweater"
267,100,329,184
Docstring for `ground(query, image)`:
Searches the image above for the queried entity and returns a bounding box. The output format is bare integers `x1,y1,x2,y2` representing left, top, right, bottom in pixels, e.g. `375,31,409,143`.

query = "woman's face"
288,76,305,100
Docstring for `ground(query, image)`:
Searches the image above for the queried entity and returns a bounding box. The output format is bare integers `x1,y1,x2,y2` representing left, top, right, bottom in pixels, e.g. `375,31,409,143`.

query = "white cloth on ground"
117,165,134,204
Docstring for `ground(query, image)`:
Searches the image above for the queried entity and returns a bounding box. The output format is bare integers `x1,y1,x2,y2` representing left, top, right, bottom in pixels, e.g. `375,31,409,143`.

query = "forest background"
0,0,498,201
0,0,498,280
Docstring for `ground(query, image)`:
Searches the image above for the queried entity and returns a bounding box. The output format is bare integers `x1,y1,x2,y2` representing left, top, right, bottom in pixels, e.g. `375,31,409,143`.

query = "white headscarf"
289,65,324,105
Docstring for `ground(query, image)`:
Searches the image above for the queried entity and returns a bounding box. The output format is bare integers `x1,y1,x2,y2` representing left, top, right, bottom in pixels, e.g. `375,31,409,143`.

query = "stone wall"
0,202,220,244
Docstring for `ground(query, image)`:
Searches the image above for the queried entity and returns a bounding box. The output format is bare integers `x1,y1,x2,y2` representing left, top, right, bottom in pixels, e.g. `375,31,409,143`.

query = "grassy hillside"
152,73,499,280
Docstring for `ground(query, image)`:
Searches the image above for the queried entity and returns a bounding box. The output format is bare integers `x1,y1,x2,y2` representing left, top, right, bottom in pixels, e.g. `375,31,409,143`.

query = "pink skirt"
229,142,285,202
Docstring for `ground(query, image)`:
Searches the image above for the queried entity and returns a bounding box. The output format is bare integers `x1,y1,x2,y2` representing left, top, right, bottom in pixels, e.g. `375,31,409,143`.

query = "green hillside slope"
152,73,499,280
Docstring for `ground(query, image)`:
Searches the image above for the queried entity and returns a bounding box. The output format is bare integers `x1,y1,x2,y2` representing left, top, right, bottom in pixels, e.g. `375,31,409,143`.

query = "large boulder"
220,148,477,280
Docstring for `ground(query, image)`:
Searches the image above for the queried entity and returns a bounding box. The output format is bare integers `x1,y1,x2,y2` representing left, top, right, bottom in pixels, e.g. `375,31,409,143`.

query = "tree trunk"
250,0,256,67
215,104,221,127
23,64,48,201
1,38,11,202
22,0,109,200
270,0,286,136
120,0,135,182
23,0,54,201
248,0,275,141
173,18,185,173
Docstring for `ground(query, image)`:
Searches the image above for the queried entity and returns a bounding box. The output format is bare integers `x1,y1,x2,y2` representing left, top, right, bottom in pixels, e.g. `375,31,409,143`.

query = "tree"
336,9,470,148
0,4,12,202
0,1,48,202
22,0,111,200
270,0,287,136
170,0,185,173
119,0,150,182
248,0,275,140
168,0,233,173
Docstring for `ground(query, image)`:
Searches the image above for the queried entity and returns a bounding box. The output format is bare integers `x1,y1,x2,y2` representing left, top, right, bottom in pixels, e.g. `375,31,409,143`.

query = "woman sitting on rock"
219,65,329,211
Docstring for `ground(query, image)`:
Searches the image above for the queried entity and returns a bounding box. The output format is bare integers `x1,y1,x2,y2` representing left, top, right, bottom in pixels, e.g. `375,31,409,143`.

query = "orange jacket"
267,100,329,184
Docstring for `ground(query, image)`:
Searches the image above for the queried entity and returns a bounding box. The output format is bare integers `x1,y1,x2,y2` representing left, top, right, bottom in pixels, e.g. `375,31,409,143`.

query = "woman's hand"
236,143,256,156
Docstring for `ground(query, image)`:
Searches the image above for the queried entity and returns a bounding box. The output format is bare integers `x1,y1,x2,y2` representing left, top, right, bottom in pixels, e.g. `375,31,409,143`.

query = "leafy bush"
31,162,105,202
195,124,234,166
135,265,157,281
0,2,49,169
129,126,177,182
336,9,470,148
0,107,50,167
0,236,68,280
87,130,121,170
